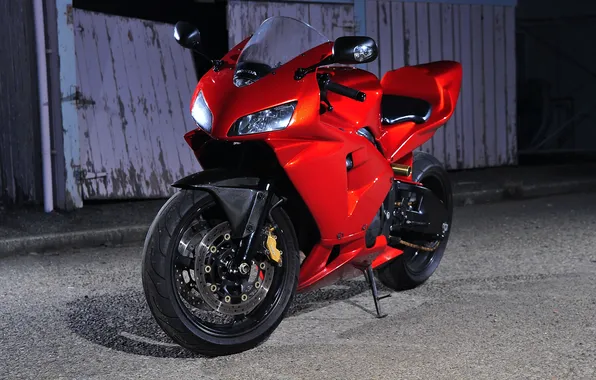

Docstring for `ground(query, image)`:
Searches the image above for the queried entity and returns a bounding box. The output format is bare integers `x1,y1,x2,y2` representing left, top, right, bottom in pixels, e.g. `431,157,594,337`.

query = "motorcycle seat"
380,95,432,125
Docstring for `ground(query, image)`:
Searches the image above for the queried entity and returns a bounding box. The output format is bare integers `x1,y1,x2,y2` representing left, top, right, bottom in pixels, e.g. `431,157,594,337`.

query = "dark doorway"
73,0,229,78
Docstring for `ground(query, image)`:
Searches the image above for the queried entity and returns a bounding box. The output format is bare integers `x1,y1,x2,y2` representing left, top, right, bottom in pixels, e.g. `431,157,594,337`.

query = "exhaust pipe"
391,164,411,177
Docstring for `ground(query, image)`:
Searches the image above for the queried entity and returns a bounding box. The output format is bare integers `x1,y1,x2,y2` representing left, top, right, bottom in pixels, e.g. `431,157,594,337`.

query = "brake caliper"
265,227,282,266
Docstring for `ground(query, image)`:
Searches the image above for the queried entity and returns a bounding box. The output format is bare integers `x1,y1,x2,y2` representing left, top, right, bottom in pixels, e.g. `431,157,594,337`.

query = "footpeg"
363,265,391,318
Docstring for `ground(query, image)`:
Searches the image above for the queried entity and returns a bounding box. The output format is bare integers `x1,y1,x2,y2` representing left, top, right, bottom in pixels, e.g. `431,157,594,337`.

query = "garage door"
227,0,355,47
73,9,201,200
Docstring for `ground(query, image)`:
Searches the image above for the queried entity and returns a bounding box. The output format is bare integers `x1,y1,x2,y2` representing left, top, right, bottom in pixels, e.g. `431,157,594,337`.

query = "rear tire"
376,151,453,291
141,189,300,356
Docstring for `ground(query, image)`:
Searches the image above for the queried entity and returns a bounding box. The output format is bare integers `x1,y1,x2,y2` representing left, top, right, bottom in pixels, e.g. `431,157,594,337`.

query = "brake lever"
317,73,333,113
320,89,333,113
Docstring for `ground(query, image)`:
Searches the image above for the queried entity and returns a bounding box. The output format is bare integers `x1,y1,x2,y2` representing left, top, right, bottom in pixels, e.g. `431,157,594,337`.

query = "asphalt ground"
1,193,595,379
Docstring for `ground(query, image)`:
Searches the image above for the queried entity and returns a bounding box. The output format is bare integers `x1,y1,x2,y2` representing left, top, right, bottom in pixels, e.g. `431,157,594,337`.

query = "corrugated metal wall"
227,0,517,170
0,1,42,205
366,1,517,169
73,10,201,200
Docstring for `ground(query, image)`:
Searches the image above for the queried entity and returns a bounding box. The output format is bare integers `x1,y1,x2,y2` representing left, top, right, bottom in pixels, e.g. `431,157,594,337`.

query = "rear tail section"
378,61,463,162
381,61,462,117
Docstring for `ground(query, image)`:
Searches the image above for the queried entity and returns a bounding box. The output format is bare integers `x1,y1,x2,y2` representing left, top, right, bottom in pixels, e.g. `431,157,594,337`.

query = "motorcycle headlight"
229,101,297,136
191,91,213,133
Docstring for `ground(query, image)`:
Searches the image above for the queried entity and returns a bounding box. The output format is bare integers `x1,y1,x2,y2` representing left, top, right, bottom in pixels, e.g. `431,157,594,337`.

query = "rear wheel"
376,151,453,291
142,189,299,356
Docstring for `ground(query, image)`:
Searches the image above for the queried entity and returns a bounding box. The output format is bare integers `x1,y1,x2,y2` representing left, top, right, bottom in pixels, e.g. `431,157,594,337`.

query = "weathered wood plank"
163,27,200,171
0,0,14,200
320,4,338,39
415,2,430,65
128,19,166,195
451,4,465,169
416,3,433,154
0,0,42,204
429,3,445,165
154,22,201,186
90,10,123,197
57,0,83,208
482,5,497,166
89,12,131,197
227,1,246,46
365,0,380,77
459,4,475,168
251,2,271,33
119,17,157,197
273,1,309,19
145,20,192,193
106,15,146,197
74,11,106,198
326,3,354,39
471,5,486,167
390,2,405,70
73,11,199,199
308,3,324,37
440,3,457,169
504,5,517,164
403,2,417,67
142,21,182,195
378,0,393,77
493,6,508,165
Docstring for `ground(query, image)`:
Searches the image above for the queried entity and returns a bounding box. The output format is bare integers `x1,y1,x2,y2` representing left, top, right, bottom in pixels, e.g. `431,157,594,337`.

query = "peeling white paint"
73,10,201,200
227,1,355,46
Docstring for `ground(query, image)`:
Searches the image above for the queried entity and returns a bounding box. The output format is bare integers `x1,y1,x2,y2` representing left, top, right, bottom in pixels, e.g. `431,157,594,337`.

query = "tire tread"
376,152,453,291
142,189,299,356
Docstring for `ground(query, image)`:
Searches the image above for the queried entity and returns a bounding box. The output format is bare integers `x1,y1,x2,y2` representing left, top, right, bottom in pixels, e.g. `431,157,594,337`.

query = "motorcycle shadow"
66,279,378,358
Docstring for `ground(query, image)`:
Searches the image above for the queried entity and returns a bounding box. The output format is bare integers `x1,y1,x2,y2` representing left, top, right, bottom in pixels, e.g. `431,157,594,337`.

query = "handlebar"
318,74,366,102
326,81,366,102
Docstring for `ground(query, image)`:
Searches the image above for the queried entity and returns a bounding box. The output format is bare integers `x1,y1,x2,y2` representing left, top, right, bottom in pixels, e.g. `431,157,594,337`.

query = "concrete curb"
453,178,596,206
0,225,149,258
2,179,596,257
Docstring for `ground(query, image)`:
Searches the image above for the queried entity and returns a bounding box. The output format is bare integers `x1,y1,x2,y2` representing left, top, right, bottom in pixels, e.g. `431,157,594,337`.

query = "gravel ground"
1,193,595,380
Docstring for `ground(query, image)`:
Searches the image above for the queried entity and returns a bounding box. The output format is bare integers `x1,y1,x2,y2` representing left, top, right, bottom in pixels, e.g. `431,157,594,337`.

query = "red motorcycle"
142,16,462,356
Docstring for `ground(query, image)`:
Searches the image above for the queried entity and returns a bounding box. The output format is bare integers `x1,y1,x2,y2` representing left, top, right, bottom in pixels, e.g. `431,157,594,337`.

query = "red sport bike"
142,16,462,356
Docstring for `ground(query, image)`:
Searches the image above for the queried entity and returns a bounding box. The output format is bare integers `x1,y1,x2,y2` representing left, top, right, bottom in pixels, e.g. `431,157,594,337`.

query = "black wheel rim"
405,245,437,274
169,198,288,339
404,174,450,276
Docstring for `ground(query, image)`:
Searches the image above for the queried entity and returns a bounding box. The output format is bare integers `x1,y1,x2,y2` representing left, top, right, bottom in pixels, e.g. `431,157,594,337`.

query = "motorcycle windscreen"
232,16,330,87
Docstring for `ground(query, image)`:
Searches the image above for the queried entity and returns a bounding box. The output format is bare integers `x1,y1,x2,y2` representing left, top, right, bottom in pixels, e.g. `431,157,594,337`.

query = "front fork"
171,172,286,272
231,181,285,269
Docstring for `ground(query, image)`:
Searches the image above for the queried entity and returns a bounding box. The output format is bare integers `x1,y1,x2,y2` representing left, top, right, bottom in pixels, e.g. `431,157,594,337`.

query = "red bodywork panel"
378,62,463,163
185,39,462,293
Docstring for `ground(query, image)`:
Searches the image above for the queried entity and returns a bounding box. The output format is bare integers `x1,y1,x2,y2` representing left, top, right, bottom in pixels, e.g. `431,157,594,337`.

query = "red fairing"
185,38,461,292
378,61,463,163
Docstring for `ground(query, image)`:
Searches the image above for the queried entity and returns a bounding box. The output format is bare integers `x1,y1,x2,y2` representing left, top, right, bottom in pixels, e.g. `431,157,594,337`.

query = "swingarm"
388,181,450,248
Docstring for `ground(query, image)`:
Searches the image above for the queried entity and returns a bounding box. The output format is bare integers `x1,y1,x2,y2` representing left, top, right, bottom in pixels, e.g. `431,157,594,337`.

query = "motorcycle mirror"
332,36,379,64
174,21,201,50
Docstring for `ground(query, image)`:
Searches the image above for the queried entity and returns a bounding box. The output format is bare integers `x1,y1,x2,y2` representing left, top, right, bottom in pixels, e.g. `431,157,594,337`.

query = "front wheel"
141,189,299,356
376,151,453,291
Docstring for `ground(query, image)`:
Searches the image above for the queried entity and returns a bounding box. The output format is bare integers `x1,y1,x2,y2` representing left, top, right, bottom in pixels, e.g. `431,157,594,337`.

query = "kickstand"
363,265,391,318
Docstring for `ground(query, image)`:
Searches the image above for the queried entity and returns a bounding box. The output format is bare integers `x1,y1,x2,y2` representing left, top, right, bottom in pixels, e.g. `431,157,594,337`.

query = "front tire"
376,151,453,291
142,189,299,356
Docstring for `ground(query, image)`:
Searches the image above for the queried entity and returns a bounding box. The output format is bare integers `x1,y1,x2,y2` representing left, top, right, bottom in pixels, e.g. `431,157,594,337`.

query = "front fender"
172,169,267,238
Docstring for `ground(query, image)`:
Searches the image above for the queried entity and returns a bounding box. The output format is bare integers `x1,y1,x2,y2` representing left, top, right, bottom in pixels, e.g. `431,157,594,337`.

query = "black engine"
366,180,449,248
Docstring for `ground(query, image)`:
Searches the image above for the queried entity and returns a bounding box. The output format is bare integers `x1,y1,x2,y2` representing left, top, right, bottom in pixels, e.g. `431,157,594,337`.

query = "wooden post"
55,0,83,209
